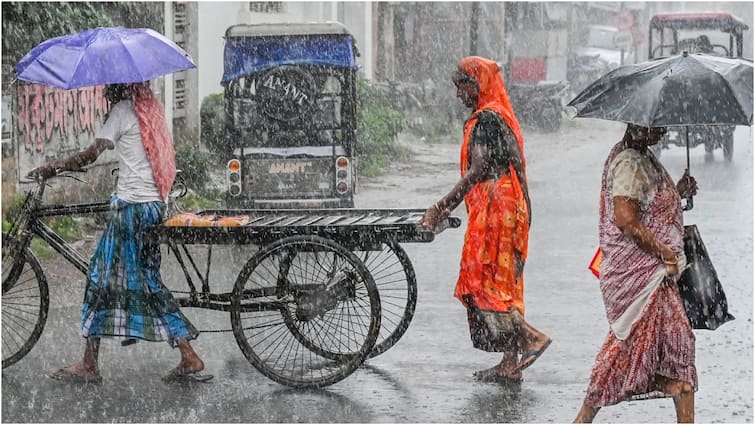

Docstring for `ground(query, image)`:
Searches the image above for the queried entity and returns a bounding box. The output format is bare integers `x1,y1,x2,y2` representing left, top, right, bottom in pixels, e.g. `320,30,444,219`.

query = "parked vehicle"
566,53,611,101
506,81,569,133
567,24,629,98
648,11,749,160
222,22,359,208
575,24,627,69
501,3,570,133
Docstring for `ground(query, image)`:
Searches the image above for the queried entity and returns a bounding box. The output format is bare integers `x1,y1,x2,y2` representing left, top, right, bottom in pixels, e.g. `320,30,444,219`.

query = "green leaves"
356,77,407,176
174,146,214,193
3,2,162,65
200,93,226,155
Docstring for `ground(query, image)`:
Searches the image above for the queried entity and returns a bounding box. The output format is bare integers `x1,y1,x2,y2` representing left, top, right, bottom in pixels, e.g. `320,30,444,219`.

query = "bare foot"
50,363,101,383
175,354,205,374
655,376,693,396
164,351,213,383
523,336,551,356
514,337,552,373
175,339,206,374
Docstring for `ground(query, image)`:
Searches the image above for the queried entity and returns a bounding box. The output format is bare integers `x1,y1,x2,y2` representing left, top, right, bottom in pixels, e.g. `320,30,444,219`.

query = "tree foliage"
200,93,226,155
356,77,407,176
2,2,163,65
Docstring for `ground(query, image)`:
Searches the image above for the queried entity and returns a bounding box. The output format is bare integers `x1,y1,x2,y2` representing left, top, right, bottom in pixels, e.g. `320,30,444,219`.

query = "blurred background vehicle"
222,22,360,208
500,3,571,133
575,24,626,69
648,11,749,161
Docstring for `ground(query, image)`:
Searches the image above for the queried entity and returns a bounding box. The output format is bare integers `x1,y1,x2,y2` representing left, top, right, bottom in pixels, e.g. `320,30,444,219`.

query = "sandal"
473,367,522,385
50,368,102,384
161,368,214,383
514,338,552,373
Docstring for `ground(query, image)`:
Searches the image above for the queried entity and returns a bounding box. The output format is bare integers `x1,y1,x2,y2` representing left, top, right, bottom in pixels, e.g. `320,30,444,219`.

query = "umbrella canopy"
567,52,753,127
15,27,196,90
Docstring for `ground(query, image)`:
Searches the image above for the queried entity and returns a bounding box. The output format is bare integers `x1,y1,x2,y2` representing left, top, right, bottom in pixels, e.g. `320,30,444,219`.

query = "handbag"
678,224,735,330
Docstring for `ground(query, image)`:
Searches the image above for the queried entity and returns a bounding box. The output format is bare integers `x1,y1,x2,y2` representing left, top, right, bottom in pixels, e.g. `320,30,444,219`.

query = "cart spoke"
231,235,379,388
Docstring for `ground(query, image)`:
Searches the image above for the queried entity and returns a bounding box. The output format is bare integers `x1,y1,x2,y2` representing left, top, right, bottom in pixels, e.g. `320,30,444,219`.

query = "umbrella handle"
682,127,693,212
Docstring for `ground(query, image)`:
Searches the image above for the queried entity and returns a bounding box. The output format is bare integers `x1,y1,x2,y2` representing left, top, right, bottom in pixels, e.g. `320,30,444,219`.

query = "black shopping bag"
678,225,735,330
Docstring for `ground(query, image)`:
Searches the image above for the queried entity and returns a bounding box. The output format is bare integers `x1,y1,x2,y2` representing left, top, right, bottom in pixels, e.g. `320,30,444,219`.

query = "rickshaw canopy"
221,22,358,84
649,12,749,32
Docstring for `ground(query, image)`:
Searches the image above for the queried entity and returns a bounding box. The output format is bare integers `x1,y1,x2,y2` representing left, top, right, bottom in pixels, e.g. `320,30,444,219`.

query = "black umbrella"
567,52,753,209
567,52,752,127
572,54,745,327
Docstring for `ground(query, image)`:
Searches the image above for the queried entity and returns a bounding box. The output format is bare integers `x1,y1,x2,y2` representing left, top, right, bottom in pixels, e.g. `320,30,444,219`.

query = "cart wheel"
354,240,418,358
2,233,49,369
230,235,380,388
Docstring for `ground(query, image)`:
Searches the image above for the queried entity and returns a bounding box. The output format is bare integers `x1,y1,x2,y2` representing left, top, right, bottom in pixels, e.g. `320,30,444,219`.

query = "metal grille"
249,2,284,13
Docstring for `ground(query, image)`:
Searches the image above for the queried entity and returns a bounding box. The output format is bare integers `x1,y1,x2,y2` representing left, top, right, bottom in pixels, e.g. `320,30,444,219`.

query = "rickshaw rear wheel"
230,235,380,388
2,233,49,369
354,240,418,358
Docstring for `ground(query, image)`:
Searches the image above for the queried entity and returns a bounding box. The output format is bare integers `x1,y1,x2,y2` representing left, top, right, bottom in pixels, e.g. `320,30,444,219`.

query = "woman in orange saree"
422,56,551,384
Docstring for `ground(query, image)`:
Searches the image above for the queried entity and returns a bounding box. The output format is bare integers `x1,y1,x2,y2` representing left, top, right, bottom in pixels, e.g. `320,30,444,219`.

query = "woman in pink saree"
574,124,699,423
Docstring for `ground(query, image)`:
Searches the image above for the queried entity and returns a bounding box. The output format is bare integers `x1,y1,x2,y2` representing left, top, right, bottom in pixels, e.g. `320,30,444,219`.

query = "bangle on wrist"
662,252,681,265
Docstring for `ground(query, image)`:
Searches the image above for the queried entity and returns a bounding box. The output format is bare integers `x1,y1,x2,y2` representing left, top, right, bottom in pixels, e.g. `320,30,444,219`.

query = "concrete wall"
195,2,374,104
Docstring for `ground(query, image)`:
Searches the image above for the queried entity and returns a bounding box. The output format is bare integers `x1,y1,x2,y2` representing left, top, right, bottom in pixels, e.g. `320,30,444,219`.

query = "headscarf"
457,56,526,166
130,82,176,200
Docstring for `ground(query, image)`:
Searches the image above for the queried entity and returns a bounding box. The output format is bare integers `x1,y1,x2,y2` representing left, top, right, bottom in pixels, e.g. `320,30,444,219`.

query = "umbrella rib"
68,51,90,90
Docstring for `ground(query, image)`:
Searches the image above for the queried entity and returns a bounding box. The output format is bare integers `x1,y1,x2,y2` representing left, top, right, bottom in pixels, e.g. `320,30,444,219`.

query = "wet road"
2,119,752,423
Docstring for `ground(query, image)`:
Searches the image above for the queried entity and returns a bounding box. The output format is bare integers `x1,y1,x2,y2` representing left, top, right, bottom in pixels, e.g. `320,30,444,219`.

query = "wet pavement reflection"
3,120,751,423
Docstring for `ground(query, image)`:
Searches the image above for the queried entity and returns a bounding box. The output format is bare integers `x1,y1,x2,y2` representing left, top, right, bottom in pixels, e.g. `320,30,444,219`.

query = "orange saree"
453,57,530,316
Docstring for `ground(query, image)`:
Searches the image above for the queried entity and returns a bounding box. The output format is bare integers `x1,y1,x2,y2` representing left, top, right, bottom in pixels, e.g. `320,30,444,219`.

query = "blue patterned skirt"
82,197,198,346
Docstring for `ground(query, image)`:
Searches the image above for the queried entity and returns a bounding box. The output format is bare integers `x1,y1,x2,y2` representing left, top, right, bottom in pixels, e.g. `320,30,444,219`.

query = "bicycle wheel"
355,240,417,358
2,233,49,368
230,235,380,388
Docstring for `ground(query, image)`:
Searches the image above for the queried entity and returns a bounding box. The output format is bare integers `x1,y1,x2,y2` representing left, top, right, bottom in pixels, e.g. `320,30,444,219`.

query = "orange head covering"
456,56,525,162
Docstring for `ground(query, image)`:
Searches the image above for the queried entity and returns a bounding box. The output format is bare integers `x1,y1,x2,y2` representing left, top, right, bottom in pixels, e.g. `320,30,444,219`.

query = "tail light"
227,159,242,196
335,156,351,195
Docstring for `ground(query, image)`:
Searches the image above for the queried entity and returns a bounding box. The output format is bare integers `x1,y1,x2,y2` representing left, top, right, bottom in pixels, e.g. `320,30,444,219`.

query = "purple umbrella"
15,27,195,90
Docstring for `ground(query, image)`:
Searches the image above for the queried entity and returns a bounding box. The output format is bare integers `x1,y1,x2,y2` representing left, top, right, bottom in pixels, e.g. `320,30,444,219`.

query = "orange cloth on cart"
163,212,251,227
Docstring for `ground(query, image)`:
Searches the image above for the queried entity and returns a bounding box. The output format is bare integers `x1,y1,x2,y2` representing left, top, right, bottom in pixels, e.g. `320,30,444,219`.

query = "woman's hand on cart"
421,201,450,233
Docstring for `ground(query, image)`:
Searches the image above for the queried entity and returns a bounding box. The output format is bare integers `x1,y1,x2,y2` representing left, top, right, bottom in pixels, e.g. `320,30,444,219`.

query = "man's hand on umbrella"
676,169,698,198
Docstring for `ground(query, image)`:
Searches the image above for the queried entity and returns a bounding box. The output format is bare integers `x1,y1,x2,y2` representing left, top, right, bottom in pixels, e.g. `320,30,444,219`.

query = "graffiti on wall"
16,83,108,156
